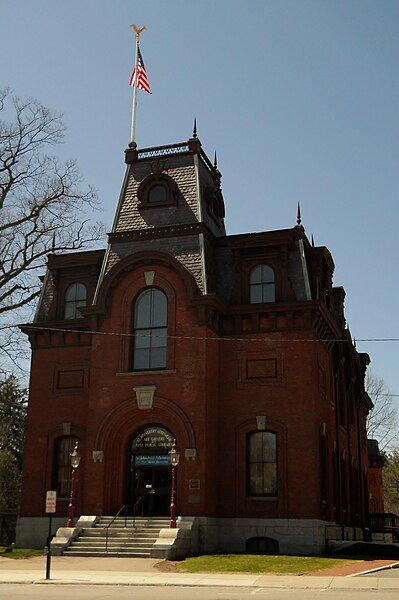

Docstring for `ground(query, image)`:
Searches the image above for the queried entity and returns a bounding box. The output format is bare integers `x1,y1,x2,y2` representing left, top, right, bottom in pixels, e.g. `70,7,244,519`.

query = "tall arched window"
132,288,168,371
64,283,87,319
247,431,277,496
52,436,79,498
250,265,275,303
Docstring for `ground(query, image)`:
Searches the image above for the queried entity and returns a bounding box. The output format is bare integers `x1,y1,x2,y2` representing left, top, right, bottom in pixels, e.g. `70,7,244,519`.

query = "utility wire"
1,322,399,343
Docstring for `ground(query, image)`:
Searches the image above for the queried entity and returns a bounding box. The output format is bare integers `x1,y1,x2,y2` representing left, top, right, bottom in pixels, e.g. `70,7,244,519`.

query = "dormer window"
64,283,87,319
137,173,178,208
148,184,167,203
250,265,275,304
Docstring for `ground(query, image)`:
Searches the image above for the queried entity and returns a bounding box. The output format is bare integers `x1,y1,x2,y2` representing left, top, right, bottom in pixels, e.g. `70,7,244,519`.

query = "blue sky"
1,0,398,397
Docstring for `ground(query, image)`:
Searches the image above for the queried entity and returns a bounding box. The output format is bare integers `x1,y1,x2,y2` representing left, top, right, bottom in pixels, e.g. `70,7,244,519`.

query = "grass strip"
0,546,44,559
173,554,359,574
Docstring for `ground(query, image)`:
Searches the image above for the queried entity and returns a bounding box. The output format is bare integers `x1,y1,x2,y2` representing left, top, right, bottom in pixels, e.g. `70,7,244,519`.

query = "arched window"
64,283,87,319
132,288,168,371
148,184,167,203
250,265,275,303
247,431,277,496
137,174,178,207
52,436,79,498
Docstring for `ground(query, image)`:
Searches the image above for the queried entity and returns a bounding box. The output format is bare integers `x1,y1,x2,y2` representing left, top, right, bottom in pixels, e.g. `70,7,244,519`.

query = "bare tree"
0,88,103,373
366,371,398,451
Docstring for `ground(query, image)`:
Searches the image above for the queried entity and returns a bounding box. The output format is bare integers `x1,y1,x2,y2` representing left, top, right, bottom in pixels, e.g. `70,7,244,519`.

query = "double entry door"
130,456,171,516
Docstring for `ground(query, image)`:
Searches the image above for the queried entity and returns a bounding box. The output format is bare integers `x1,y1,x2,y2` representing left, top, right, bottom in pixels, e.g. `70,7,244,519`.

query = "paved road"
1,585,399,599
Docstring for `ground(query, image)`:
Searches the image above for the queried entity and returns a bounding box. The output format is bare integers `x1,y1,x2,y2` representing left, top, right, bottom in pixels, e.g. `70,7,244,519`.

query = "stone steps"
64,515,168,557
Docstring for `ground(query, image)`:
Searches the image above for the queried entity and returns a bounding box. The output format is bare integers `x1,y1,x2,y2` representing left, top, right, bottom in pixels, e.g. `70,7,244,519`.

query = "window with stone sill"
131,288,168,371
247,431,278,497
249,265,275,304
52,435,79,498
64,282,87,319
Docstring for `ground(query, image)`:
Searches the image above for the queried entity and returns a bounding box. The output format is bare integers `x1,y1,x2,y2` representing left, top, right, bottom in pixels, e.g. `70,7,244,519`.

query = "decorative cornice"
108,222,215,244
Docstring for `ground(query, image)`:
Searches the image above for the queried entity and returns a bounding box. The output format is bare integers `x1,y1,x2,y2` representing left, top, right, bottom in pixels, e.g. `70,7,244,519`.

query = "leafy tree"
366,372,398,451
0,88,103,373
0,450,21,544
382,451,399,515
0,376,27,470
0,376,26,544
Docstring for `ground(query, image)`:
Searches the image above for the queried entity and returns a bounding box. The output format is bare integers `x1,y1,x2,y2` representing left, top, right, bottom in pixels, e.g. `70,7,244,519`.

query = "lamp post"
66,441,81,528
169,439,180,528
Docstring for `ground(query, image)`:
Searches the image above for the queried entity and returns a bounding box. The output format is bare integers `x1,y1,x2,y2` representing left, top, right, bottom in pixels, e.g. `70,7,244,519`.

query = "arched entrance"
126,425,173,516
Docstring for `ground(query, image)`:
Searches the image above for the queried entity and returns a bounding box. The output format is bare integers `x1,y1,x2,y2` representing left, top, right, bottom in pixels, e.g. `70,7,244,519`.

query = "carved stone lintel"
144,271,155,286
256,416,266,430
92,450,104,463
134,385,157,410
62,422,71,435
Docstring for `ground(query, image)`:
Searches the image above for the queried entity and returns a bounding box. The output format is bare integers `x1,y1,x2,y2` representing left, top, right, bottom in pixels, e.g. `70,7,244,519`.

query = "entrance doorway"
127,425,173,516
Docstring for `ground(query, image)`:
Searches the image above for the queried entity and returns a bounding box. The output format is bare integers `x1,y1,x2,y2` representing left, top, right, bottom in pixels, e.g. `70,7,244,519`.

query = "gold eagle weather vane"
130,23,146,39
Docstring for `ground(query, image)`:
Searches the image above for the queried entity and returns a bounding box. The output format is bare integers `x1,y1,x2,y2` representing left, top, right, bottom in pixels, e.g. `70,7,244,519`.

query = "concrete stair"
64,516,170,557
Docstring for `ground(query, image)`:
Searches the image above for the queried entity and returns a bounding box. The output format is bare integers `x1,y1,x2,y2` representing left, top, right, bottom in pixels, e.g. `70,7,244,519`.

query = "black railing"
368,512,399,543
137,143,190,160
104,498,145,552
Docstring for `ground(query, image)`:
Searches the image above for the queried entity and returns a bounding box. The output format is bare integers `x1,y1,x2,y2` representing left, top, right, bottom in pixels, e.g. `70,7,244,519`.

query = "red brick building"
367,439,385,514
17,134,378,554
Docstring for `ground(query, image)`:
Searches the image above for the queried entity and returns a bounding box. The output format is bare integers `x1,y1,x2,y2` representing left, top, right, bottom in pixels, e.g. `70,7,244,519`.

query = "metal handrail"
104,498,145,552
105,504,131,552
132,495,145,529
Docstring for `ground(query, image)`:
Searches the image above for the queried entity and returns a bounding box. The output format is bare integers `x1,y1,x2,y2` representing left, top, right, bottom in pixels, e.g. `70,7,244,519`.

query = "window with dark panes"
64,283,87,319
247,431,277,496
148,184,167,203
52,436,79,498
132,288,167,371
250,265,275,303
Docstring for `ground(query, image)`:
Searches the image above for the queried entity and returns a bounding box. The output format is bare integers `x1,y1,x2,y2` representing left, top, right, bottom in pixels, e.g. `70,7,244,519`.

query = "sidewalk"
0,556,398,590
308,558,399,577
1,569,399,589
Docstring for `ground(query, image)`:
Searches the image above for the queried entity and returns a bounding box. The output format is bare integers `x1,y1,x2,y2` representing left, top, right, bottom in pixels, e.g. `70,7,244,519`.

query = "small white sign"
45,490,57,513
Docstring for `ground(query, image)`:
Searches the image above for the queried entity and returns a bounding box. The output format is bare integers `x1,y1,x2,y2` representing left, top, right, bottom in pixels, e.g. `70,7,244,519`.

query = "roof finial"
296,202,301,226
52,232,56,252
214,151,218,169
311,234,315,247
193,117,197,139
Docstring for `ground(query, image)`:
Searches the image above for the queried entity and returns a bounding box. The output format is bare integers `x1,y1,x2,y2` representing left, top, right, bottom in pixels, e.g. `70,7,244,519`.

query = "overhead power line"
1,322,399,344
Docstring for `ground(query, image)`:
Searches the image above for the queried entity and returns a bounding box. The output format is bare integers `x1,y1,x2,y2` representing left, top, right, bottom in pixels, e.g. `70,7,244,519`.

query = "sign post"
45,490,57,580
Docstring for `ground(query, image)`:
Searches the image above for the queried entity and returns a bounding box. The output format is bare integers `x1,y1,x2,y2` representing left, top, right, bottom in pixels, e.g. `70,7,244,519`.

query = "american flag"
129,46,151,93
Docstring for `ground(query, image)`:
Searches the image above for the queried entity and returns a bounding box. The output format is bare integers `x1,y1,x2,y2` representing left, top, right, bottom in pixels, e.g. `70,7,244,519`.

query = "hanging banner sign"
45,490,57,513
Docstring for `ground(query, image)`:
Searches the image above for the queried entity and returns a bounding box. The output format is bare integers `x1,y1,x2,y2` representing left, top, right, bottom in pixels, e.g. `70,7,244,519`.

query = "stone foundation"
16,517,72,548
16,515,361,555
177,517,362,556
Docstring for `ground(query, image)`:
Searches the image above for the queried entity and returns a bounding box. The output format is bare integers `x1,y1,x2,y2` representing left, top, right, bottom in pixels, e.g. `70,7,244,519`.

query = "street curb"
0,577,398,590
349,561,399,577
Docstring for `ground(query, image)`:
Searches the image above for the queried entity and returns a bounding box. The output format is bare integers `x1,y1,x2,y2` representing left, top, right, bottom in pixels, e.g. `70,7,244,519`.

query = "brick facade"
18,136,379,552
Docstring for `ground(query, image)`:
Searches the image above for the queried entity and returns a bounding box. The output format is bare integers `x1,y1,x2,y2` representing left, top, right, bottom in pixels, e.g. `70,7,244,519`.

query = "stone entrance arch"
94,395,195,514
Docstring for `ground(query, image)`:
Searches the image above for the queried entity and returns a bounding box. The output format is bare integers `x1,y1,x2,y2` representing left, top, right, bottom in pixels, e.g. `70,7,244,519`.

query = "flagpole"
130,24,146,143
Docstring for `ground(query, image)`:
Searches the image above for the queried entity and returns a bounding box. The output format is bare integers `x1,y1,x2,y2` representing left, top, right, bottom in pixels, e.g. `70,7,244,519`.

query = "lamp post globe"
169,439,179,528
